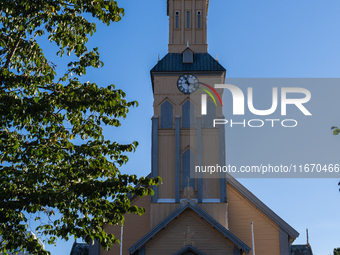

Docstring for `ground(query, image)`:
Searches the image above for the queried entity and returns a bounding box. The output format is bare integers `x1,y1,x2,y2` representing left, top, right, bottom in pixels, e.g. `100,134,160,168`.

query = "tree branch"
4,30,25,70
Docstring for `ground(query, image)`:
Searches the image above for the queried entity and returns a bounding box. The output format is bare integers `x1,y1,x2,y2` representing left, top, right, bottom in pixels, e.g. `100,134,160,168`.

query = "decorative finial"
306,228,309,245
158,54,160,62
187,41,189,48
216,53,219,62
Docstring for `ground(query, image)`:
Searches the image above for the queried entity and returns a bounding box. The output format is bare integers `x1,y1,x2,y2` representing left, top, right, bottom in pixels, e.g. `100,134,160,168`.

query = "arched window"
161,100,173,129
203,100,216,128
182,149,195,190
182,100,195,128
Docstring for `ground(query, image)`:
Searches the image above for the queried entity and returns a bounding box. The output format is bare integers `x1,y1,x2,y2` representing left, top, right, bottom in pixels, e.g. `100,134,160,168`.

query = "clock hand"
184,76,190,86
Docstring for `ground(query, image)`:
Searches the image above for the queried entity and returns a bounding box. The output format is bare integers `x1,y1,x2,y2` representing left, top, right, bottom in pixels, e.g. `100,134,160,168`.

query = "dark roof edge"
128,200,251,254
227,175,299,239
150,52,226,73
181,47,194,54
173,245,208,255
188,201,251,253
151,70,226,75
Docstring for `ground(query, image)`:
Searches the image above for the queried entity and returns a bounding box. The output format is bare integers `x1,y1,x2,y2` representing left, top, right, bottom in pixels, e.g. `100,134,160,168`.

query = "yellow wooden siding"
150,203,181,229
227,185,280,255
145,209,235,255
100,195,151,255
197,203,228,229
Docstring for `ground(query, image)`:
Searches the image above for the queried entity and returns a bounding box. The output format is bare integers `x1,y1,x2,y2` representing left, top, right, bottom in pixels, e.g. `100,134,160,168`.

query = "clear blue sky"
42,0,340,254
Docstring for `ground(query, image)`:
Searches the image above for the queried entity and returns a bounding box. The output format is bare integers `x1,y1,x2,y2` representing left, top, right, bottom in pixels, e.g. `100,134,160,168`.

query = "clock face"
177,74,199,94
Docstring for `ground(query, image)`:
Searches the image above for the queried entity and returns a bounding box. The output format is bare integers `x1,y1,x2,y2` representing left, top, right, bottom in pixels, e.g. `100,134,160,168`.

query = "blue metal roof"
151,53,226,72
291,245,313,255
128,200,251,254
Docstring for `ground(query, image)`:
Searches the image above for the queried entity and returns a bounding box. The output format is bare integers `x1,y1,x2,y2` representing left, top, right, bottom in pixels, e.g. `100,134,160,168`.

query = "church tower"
93,2,301,255
149,0,228,227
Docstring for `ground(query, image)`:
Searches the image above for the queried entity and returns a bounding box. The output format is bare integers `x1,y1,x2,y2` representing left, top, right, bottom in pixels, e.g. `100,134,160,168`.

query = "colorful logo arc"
198,82,223,107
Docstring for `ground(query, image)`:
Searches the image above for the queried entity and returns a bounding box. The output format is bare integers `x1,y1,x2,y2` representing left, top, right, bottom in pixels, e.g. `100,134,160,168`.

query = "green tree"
334,248,340,255
0,1,160,254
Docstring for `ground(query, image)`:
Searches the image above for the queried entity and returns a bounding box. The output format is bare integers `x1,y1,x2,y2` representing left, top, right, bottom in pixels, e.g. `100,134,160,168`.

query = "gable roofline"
136,172,299,241
128,200,251,254
181,47,194,55
226,174,299,239
173,244,208,255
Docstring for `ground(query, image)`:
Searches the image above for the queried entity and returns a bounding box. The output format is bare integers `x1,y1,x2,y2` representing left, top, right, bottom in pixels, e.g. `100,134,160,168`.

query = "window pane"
186,11,190,28
175,11,179,28
197,12,201,28
183,50,193,63
182,101,195,128
161,100,173,129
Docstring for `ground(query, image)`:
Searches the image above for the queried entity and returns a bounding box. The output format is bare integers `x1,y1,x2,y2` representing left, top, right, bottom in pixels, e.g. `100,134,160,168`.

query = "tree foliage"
334,248,340,255
0,1,160,254
331,126,340,135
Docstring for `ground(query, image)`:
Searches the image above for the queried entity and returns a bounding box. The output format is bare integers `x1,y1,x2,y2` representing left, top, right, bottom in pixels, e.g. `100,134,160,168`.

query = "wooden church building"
87,1,304,255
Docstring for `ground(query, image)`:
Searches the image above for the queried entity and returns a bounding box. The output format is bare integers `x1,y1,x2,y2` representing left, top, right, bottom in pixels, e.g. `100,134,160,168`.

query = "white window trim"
202,199,220,203
157,199,176,203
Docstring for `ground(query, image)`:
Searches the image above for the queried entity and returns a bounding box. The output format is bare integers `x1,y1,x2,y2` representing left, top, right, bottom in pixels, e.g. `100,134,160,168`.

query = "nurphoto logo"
200,84,312,128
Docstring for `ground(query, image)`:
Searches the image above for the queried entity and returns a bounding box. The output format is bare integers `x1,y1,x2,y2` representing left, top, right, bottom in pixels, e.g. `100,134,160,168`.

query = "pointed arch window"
182,100,195,128
161,100,173,129
182,149,195,190
183,48,193,63
203,100,216,128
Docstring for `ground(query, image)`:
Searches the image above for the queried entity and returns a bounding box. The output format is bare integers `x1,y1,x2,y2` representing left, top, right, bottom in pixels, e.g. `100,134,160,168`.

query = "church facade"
89,1,304,254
